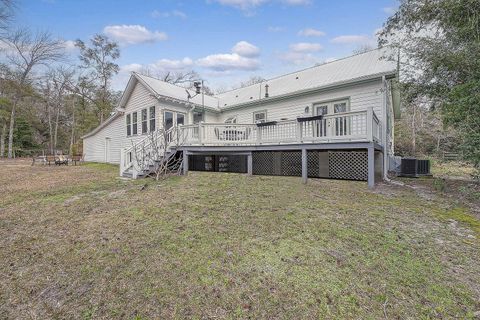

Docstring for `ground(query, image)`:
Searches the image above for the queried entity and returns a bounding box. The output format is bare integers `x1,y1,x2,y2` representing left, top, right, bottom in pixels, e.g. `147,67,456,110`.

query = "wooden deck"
178,108,382,147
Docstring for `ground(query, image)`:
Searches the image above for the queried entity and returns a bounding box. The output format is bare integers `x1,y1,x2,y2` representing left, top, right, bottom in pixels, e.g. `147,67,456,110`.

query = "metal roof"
131,47,396,110
216,47,397,108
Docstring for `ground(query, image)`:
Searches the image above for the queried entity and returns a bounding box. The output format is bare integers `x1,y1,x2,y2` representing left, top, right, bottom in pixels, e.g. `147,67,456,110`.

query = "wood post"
247,152,253,176
366,107,373,142
368,145,375,189
183,150,189,175
301,148,308,184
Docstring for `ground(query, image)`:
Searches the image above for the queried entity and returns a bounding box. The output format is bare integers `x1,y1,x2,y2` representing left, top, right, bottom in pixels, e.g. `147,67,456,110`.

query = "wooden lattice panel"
281,151,302,176
328,151,367,181
252,152,277,175
252,151,301,176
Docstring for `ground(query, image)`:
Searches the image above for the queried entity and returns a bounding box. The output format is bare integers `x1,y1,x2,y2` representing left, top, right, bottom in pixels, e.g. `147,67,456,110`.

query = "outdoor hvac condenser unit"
400,158,431,177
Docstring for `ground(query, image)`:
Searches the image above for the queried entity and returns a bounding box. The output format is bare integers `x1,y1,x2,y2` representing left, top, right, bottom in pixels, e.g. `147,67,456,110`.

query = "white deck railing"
179,107,382,146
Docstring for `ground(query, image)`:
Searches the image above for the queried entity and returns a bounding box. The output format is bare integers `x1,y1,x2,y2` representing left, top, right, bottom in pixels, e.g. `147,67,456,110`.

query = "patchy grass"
0,159,479,319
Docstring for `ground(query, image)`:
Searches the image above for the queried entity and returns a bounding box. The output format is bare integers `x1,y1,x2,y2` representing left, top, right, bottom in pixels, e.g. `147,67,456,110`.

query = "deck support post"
368,145,375,189
182,150,189,176
247,152,253,176
301,148,308,184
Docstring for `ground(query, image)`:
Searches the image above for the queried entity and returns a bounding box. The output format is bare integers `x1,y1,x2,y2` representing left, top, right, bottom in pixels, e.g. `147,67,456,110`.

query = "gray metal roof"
131,47,397,111
216,47,397,108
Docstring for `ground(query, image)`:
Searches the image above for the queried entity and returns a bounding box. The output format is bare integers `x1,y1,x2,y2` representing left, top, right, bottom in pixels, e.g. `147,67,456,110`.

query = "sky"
17,0,398,91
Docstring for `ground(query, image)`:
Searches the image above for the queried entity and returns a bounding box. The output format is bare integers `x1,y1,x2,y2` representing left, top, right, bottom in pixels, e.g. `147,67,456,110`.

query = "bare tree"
39,67,74,153
2,28,65,158
75,34,119,123
0,97,11,157
0,0,15,37
238,75,265,88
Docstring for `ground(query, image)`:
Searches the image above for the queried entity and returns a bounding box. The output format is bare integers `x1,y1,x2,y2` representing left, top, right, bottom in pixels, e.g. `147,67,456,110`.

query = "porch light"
265,84,269,98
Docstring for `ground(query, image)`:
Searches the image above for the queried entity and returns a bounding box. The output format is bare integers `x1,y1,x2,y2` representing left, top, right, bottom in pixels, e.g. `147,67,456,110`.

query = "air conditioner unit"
399,158,431,177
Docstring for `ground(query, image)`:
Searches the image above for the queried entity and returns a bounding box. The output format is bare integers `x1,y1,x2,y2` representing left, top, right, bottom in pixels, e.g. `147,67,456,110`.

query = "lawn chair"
70,154,83,166
46,155,56,166
55,155,68,165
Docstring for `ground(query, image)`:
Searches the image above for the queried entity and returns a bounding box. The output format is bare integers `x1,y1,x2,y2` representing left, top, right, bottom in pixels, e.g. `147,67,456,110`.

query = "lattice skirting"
252,151,302,176
188,155,247,173
254,150,368,181
188,151,370,181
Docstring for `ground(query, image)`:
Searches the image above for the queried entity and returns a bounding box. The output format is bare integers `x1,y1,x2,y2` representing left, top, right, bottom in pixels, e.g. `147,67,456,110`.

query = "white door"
314,100,349,137
104,138,111,163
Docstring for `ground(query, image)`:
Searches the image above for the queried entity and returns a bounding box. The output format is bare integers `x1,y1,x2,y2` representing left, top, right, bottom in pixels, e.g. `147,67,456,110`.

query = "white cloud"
151,9,187,19
330,34,371,45
151,57,194,71
289,42,323,53
383,7,396,14
62,40,77,52
211,0,309,13
103,25,168,45
298,28,325,37
232,41,260,57
268,26,285,32
279,51,318,65
197,53,259,71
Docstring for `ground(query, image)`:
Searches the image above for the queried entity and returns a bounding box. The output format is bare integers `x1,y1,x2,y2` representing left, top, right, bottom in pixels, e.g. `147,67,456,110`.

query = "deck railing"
179,107,382,146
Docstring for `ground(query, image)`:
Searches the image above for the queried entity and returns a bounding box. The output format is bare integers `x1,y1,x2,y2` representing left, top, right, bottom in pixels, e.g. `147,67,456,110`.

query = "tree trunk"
54,104,60,152
69,97,75,155
7,98,17,158
411,104,416,156
0,122,6,158
47,103,53,155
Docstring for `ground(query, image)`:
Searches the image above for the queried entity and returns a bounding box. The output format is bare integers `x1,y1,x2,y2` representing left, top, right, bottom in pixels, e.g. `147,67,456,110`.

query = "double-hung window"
253,110,267,123
141,109,148,134
126,114,131,136
132,112,138,135
149,106,156,132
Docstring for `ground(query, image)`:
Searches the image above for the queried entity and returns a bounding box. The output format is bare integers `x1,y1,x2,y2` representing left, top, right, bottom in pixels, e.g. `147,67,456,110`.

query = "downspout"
382,75,389,181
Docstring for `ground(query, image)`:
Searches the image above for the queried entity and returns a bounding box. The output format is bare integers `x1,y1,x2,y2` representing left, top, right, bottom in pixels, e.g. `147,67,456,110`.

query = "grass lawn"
0,159,479,319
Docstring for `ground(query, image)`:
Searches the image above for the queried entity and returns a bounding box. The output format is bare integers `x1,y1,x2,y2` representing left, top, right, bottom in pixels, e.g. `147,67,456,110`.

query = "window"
177,113,185,126
164,111,173,130
334,102,347,113
132,112,138,135
193,111,204,124
253,110,267,123
149,106,155,132
141,109,148,134
126,114,131,136
224,116,237,124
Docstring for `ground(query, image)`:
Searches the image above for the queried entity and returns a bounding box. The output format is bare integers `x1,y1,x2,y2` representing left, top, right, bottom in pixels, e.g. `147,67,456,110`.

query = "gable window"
253,110,267,123
141,109,148,134
149,106,156,132
132,112,138,135
224,116,237,124
126,114,131,136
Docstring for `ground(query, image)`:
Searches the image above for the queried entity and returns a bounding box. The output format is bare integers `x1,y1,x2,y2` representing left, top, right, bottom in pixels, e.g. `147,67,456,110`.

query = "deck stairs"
120,127,180,179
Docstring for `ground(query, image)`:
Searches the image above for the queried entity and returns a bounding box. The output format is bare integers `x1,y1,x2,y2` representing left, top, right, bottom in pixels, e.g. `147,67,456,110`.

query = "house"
82,47,400,187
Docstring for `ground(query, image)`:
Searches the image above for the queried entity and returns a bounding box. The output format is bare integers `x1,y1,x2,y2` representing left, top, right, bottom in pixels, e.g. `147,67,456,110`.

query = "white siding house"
83,112,125,164
82,48,400,186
